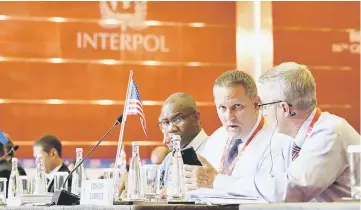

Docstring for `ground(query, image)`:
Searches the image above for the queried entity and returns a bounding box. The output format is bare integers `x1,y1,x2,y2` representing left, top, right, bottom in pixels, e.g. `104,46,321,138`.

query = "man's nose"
167,122,179,133
225,109,236,121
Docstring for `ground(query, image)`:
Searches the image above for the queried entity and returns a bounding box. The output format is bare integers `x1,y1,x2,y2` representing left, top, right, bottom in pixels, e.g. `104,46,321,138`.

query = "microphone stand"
0,146,19,162
50,115,123,206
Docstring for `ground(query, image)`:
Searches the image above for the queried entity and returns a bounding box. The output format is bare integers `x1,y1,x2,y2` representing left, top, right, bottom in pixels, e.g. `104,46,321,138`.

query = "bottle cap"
132,142,139,147
12,157,18,162
76,148,83,152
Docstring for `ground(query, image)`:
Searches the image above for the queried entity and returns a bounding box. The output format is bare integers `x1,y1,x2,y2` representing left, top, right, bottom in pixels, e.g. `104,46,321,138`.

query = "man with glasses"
184,70,290,193
158,92,209,189
252,62,360,202
188,62,360,202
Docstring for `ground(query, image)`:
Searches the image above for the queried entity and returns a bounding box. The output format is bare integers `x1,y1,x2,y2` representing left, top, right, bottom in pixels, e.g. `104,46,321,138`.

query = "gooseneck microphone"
0,145,19,161
50,115,123,206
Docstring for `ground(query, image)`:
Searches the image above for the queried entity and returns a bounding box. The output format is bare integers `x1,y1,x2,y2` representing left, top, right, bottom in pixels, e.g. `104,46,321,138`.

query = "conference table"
3,202,361,210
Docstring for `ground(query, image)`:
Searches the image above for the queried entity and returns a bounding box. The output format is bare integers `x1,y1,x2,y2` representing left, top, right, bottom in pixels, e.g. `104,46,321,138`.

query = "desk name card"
80,179,113,206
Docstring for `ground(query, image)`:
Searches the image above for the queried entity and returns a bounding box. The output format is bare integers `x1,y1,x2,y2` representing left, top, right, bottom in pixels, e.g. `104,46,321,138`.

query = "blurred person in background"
66,160,76,171
0,132,26,197
2,133,26,176
33,135,72,192
150,146,169,165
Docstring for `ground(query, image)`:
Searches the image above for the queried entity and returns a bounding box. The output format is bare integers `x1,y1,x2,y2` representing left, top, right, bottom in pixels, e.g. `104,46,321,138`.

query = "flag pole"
112,70,134,200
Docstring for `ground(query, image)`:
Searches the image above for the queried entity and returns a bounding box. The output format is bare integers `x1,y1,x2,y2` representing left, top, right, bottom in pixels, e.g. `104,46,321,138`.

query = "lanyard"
292,107,321,161
220,116,265,175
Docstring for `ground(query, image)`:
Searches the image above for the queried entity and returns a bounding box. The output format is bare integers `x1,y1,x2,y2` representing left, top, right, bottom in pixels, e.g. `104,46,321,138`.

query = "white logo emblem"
99,1,148,31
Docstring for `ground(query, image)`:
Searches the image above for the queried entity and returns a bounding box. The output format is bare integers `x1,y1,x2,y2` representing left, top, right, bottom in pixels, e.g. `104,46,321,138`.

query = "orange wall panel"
0,20,60,58
272,1,360,132
273,1,360,29
0,1,236,159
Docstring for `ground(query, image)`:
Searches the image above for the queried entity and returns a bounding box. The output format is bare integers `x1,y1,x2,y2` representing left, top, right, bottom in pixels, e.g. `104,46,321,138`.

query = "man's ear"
281,102,291,117
50,148,58,158
253,96,261,109
195,111,200,119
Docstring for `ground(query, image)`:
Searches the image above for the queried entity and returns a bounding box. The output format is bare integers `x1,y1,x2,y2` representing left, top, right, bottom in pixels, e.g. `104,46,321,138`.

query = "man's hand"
184,155,219,191
118,172,128,198
159,187,167,199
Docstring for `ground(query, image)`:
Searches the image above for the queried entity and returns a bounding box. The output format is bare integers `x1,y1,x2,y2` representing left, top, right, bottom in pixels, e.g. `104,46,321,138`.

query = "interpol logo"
99,1,148,31
76,1,169,52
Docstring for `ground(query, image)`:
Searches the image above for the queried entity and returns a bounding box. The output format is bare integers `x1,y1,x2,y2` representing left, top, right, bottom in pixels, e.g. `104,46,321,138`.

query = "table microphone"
50,115,123,206
0,145,19,161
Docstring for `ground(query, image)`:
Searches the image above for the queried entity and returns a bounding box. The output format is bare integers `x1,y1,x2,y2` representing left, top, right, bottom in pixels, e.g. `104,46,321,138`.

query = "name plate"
80,179,113,206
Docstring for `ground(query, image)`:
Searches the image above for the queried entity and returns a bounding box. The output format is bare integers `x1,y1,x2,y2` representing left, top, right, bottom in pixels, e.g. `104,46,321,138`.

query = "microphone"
51,115,123,206
0,145,19,161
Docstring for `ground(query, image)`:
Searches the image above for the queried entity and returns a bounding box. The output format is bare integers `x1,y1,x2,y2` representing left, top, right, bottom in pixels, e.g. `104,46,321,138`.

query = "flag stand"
112,70,133,201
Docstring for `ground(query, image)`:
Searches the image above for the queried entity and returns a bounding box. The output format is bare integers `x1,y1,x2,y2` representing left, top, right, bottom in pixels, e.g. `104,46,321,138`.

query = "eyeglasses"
258,101,292,111
158,112,195,130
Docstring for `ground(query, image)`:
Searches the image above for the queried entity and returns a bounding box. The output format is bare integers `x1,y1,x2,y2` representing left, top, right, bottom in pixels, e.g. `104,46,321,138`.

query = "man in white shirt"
184,70,291,191
158,92,209,188
201,62,360,202
118,93,208,197
33,135,72,192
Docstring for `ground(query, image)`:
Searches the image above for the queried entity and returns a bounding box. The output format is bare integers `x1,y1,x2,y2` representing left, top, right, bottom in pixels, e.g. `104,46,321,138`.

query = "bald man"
118,93,209,198
151,146,169,165
158,92,209,189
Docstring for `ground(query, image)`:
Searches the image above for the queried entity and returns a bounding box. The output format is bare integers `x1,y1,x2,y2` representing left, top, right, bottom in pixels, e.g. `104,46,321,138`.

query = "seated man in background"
118,92,209,197
66,160,76,171
0,142,12,197
3,133,26,176
33,135,72,192
150,146,170,165
158,92,209,189
184,70,291,194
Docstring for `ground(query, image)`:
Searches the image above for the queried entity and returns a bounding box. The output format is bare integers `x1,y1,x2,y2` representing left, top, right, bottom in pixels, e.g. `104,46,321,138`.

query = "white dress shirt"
46,163,62,187
187,129,209,154
201,112,278,173
208,112,291,194
214,109,361,202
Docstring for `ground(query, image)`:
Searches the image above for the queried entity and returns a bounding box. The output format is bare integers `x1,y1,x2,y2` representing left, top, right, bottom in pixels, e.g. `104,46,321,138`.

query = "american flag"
126,80,148,137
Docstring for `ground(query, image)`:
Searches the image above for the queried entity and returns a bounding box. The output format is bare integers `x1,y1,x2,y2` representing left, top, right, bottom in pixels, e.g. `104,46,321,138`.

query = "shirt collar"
294,107,317,146
46,163,63,180
187,129,208,151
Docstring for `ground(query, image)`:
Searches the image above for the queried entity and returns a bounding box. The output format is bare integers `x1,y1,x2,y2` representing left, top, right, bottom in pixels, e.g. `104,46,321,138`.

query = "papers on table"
187,188,268,205
7,193,54,206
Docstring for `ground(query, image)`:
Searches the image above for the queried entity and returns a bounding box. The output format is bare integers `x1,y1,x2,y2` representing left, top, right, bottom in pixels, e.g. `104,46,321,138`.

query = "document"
187,188,267,205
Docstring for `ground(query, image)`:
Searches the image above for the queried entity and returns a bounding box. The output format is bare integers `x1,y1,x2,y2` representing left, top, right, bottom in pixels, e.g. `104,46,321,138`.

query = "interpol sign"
76,1,170,53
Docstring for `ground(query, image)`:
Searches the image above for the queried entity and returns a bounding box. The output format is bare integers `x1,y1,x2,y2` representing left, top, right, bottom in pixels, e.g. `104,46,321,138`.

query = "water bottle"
8,158,23,198
127,142,144,201
33,154,47,194
71,148,86,196
166,135,186,201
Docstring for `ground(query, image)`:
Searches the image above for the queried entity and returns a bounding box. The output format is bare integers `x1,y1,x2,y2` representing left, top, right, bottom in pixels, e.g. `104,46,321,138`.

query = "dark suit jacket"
47,163,72,193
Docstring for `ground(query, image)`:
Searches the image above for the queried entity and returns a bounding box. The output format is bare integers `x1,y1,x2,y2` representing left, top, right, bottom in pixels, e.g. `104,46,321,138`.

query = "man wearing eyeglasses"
184,70,291,194
253,62,360,202
192,62,360,202
157,92,209,190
